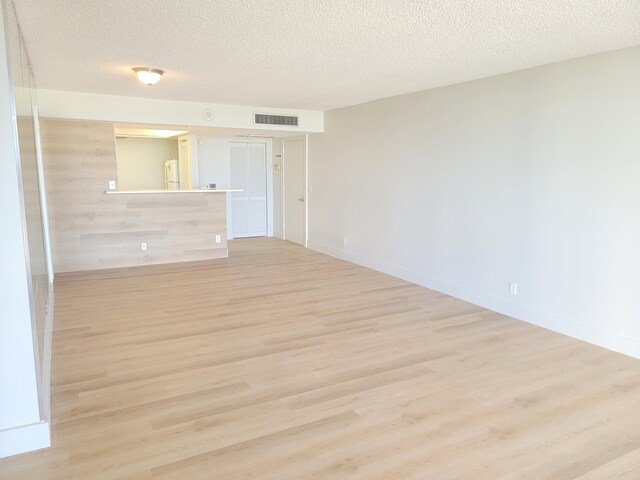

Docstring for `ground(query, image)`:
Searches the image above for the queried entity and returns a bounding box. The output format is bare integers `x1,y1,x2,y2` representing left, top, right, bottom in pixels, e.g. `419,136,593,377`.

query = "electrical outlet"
141,242,147,251
215,234,221,244
509,282,518,295
343,237,348,246
108,180,116,190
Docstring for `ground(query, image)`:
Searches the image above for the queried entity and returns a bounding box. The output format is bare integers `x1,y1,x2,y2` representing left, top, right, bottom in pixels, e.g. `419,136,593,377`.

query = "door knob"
298,196,305,202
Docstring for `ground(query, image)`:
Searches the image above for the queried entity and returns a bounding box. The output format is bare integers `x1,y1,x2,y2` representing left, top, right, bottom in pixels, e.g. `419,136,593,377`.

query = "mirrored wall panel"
7,1,51,420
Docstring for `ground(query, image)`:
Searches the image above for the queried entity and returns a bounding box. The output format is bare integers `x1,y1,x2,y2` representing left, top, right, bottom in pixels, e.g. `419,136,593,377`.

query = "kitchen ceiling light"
132,67,164,86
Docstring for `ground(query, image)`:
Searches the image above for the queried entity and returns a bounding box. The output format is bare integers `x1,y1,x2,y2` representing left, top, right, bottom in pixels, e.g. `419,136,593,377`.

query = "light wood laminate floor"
2,238,640,479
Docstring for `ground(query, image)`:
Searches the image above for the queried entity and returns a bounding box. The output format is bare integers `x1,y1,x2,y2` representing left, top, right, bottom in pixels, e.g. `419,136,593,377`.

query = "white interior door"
230,144,249,237
230,142,267,238
283,138,306,245
248,144,267,236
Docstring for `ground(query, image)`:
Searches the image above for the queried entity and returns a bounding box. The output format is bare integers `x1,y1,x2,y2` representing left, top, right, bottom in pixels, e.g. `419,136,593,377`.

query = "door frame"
282,135,308,247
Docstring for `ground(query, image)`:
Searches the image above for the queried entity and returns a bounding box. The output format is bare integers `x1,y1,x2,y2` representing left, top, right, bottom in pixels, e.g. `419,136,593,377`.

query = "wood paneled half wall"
41,119,228,273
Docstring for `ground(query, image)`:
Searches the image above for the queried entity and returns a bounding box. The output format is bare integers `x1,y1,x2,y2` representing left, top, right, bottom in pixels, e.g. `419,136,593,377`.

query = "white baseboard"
0,421,50,458
307,240,640,360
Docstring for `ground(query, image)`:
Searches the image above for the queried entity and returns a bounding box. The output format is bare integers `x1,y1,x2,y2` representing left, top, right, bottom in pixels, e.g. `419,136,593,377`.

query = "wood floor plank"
1,237,639,479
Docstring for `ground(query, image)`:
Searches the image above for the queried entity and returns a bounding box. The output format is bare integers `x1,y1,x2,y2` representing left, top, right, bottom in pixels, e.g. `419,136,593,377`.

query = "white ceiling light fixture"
132,67,164,86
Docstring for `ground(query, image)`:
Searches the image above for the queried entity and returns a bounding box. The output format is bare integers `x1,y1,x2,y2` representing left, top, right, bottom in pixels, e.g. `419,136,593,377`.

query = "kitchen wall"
42,119,228,273
308,46,640,359
197,137,232,189
115,137,179,190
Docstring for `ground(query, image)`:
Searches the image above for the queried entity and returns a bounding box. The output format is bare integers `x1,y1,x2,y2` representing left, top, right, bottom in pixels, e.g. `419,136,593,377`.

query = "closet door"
230,142,267,238
248,143,267,237
230,143,250,237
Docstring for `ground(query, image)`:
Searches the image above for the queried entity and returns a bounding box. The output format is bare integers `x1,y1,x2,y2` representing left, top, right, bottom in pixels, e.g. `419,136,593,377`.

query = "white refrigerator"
164,159,180,190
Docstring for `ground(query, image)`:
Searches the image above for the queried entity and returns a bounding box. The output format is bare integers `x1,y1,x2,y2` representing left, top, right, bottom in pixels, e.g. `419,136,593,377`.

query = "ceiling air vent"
254,113,299,127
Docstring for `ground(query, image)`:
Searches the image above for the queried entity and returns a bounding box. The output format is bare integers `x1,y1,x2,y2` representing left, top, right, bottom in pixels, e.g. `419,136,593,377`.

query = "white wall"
115,137,179,190
0,0,49,457
37,89,324,133
197,137,231,189
308,46,640,359
197,137,273,238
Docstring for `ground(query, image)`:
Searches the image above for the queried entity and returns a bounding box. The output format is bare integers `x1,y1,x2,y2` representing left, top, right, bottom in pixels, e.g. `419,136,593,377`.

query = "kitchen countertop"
105,189,242,195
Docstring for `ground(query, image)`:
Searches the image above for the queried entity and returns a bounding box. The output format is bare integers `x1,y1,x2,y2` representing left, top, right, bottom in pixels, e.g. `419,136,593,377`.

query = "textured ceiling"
12,0,640,110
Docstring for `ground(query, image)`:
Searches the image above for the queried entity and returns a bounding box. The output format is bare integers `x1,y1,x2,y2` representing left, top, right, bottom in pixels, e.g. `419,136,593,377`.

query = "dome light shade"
133,67,164,85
